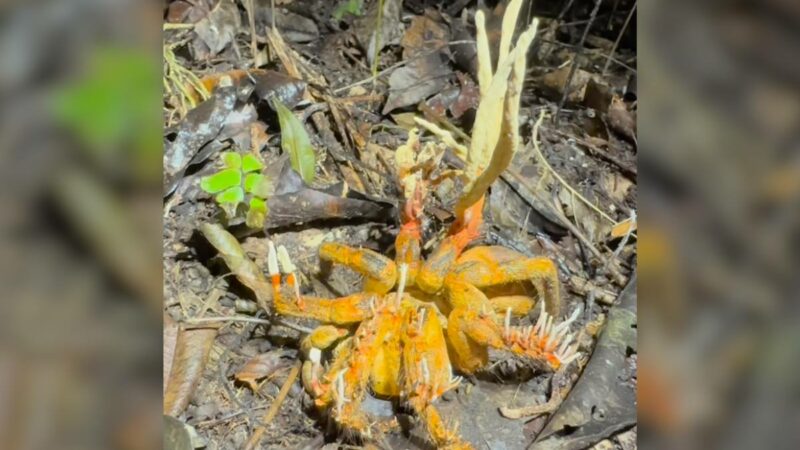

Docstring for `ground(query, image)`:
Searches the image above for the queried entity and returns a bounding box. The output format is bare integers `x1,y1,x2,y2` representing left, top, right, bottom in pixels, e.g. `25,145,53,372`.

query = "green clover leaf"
200,168,242,194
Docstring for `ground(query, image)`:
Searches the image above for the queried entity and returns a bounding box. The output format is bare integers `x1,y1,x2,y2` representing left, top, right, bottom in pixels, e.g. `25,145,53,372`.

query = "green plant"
273,98,316,184
333,0,364,21
200,151,272,228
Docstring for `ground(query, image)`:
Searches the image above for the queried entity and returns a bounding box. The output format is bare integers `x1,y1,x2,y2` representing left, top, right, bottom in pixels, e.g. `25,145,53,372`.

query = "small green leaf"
216,186,244,218
216,186,244,205
222,152,242,170
333,0,363,21
245,197,268,228
242,153,263,173
274,98,316,184
200,168,242,194
244,173,272,198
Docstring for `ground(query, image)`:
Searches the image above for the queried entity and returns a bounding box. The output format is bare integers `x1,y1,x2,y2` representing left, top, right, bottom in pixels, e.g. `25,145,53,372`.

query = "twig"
555,0,602,122
602,1,637,75
247,0,258,66
333,40,475,94
543,126,637,178
550,188,626,286
243,362,302,450
184,316,315,334
164,23,195,30
371,0,384,80
185,316,272,325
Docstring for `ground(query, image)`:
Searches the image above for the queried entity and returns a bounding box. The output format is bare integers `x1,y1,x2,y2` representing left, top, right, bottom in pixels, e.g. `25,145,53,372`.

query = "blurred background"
0,1,162,450
638,0,800,449
0,0,796,449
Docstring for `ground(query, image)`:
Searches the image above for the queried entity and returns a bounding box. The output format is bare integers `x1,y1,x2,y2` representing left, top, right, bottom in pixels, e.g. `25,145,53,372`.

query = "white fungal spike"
504,307,512,338
556,334,573,357
552,307,580,335
267,241,279,276
334,369,349,416
533,310,547,335
417,308,427,333
536,312,549,339
368,296,377,314
277,245,296,273
421,358,430,384
396,263,408,305
309,347,322,364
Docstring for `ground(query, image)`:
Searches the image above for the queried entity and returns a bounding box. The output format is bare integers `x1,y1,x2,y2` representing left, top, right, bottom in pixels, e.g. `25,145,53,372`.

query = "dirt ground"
162,1,637,449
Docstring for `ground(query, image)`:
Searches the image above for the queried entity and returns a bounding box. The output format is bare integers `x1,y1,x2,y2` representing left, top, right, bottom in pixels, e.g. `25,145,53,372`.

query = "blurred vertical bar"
0,1,162,450
639,0,800,449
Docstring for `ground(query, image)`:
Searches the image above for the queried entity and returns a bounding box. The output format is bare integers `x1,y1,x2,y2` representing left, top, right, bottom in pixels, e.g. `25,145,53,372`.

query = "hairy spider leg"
267,241,375,324
300,325,350,395
319,242,398,294
452,245,562,316
402,305,468,449
317,304,399,439
445,276,578,373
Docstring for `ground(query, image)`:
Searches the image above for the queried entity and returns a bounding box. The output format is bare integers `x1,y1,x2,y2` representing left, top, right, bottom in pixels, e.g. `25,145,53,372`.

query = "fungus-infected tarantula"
204,2,581,448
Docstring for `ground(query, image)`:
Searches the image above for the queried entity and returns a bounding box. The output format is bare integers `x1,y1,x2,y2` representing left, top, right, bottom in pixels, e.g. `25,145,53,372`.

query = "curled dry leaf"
164,81,236,194
235,352,292,392
194,0,241,55
200,223,272,310
195,69,307,108
608,96,637,144
163,325,219,417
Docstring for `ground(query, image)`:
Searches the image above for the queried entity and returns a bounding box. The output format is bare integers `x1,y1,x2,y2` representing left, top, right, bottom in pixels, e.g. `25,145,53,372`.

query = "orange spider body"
266,189,579,449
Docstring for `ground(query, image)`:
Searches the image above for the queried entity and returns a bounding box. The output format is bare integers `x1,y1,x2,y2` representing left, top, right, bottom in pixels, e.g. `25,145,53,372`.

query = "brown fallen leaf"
235,352,292,392
608,95,637,144
252,1,319,43
194,0,240,55
352,0,403,66
538,65,603,103
164,314,180,394
383,13,452,114
164,325,219,417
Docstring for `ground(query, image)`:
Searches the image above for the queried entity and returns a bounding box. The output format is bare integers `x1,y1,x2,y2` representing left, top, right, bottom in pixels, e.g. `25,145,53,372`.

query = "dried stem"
243,362,302,450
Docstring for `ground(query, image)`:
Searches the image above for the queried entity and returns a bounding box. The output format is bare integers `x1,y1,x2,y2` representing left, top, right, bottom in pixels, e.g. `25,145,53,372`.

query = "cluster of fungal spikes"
503,307,581,369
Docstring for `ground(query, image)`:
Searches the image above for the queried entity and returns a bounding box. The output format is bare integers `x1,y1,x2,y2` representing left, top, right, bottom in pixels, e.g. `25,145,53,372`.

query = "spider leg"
267,242,375,324
445,276,578,373
313,304,402,440
300,325,349,395
452,245,561,316
319,242,397,294
401,305,468,449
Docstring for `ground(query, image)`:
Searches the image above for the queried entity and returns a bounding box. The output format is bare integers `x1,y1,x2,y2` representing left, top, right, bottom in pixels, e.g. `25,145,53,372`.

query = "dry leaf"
164,314,180,394
164,326,218,417
235,353,291,392
610,217,637,239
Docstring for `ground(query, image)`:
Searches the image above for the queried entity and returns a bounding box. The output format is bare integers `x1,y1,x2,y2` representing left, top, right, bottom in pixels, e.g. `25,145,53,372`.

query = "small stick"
243,362,302,450
602,1,637,75
550,189,627,286
555,0,602,122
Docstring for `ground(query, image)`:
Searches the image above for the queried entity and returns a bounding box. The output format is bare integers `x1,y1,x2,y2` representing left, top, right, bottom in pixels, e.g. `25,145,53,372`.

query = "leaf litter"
162,1,638,448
